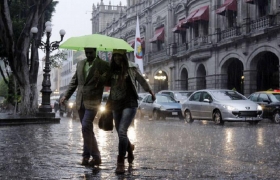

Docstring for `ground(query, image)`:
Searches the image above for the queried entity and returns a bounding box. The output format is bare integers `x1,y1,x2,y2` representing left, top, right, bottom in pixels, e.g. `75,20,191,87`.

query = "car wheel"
213,110,224,125
249,120,260,125
153,110,160,120
184,110,194,123
273,111,280,124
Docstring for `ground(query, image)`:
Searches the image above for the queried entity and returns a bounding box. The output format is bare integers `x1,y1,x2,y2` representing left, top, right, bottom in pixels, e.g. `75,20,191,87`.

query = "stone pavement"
1,114,280,179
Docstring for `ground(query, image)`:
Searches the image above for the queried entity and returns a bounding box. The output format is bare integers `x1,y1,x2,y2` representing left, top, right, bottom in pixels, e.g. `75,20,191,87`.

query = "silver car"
181,89,263,125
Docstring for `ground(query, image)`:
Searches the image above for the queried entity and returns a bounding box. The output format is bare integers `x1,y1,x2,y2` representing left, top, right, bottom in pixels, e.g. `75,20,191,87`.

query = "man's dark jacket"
64,57,110,110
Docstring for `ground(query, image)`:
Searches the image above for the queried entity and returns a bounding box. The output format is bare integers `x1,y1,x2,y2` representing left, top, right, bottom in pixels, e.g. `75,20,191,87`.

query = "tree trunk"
0,0,53,115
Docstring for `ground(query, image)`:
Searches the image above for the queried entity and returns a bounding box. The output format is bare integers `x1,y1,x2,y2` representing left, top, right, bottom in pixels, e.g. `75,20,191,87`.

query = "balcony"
220,26,241,40
149,49,168,63
250,15,274,32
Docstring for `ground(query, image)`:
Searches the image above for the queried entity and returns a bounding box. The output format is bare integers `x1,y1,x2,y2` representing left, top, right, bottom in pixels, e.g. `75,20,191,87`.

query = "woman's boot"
115,155,125,174
127,144,135,164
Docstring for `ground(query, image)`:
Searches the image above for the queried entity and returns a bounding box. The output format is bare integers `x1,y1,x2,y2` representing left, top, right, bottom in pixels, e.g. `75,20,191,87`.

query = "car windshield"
211,91,246,100
156,95,177,103
269,93,280,102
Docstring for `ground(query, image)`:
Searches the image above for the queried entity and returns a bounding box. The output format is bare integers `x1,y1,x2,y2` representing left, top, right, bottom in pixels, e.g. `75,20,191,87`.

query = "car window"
259,93,269,102
142,95,149,103
211,91,246,100
189,92,201,102
248,93,258,102
174,93,184,99
144,95,152,103
202,92,212,101
269,93,280,102
156,95,176,103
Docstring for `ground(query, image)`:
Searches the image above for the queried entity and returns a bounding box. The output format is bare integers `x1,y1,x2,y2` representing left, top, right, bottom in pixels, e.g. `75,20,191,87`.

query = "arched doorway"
257,52,279,91
227,59,244,93
154,70,168,92
196,64,206,90
179,68,188,90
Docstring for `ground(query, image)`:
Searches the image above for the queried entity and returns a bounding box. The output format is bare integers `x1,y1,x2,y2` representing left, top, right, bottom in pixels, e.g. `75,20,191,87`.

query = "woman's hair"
110,53,129,86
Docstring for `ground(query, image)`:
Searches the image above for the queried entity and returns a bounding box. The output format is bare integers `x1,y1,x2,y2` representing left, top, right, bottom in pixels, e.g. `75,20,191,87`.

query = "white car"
181,89,263,125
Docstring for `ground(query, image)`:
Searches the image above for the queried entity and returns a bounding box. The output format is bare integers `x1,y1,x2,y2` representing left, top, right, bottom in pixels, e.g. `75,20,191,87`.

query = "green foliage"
50,50,67,68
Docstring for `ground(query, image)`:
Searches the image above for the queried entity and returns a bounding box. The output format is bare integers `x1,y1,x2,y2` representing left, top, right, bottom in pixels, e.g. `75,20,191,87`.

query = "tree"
0,0,58,115
0,78,8,98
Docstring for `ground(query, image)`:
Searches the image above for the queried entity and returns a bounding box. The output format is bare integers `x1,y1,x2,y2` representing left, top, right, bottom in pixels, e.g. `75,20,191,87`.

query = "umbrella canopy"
59,34,134,52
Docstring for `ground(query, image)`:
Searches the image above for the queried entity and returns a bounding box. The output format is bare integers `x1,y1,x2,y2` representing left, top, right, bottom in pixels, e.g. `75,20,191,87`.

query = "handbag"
98,96,114,131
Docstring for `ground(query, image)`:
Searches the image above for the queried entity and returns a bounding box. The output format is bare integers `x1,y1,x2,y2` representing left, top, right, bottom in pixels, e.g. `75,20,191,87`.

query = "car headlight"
160,106,166,111
99,105,105,112
222,105,237,111
257,105,262,111
68,102,74,108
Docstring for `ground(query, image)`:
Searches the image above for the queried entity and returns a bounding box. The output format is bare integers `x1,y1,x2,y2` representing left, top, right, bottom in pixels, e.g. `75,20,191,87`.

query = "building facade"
91,0,280,96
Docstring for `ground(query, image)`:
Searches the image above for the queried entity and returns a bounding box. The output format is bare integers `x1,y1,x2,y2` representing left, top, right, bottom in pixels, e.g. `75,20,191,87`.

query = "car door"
188,92,202,119
258,93,271,118
139,95,154,117
200,92,213,120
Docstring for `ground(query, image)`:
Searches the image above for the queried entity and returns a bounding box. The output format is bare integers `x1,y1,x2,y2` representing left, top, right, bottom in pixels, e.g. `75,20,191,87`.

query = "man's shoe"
89,157,102,167
81,158,89,165
127,144,135,164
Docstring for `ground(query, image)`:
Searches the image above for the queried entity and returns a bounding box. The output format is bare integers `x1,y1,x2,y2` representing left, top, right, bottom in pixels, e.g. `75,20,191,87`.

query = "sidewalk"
0,112,60,125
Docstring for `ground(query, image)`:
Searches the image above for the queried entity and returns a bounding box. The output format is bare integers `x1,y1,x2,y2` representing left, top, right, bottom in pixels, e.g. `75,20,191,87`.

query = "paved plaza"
1,114,280,179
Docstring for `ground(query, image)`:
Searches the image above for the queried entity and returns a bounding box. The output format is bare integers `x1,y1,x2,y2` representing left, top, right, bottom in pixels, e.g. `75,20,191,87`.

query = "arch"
153,69,169,92
246,45,280,70
196,64,206,90
219,52,245,74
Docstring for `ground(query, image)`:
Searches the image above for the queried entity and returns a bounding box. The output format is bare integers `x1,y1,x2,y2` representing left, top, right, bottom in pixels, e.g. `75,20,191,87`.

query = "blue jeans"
78,102,100,159
113,107,137,157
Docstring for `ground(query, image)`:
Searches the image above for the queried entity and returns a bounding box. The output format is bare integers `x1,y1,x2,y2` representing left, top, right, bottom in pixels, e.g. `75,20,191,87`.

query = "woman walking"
108,49,156,174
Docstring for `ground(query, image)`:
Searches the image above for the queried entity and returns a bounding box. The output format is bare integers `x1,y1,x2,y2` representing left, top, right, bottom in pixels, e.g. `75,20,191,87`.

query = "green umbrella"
59,34,134,52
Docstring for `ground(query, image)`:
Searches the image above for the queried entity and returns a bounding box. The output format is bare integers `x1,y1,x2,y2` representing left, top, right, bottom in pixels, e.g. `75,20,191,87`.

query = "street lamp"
31,21,66,117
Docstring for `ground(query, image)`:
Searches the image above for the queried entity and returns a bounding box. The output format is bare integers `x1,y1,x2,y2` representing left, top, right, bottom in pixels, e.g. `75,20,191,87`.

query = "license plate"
172,112,178,115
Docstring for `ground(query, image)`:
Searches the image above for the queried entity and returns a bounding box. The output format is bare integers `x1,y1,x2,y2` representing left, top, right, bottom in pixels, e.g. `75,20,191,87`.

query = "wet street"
1,116,280,179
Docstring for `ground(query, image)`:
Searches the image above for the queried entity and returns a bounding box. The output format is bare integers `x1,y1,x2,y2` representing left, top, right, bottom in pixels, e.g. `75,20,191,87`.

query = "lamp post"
31,21,66,117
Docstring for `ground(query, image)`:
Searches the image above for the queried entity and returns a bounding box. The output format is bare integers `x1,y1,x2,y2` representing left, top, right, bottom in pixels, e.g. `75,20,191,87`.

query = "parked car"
137,93,184,120
248,90,280,123
181,89,263,125
137,93,149,104
158,90,194,103
59,92,78,119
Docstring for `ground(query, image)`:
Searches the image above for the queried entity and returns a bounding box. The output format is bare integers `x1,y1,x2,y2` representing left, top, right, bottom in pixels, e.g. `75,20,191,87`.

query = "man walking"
60,48,109,167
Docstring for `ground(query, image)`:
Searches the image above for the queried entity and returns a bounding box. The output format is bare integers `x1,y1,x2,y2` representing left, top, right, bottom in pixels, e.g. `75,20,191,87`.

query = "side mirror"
263,100,270,104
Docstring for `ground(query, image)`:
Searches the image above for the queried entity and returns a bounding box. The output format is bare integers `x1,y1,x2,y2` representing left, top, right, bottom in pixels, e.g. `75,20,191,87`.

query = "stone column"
243,70,257,97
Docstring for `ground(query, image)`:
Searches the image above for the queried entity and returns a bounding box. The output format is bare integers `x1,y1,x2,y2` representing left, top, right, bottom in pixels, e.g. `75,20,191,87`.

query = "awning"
141,38,145,49
172,18,186,33
245,0,255,4
192,5,209,22
149,27,164,43
216,0,237,16
183,9,199,25
172,18,187,33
